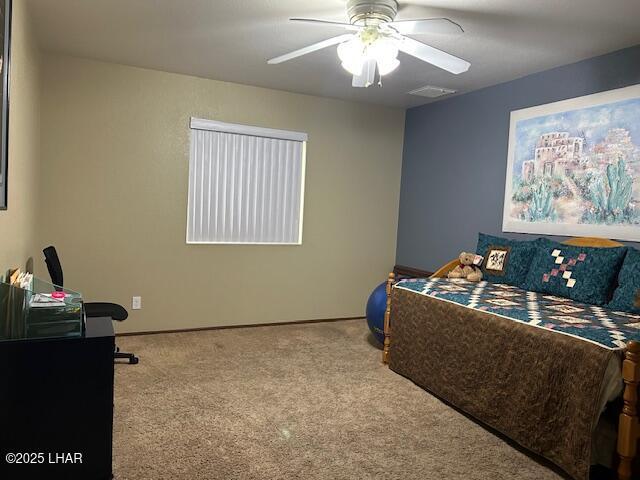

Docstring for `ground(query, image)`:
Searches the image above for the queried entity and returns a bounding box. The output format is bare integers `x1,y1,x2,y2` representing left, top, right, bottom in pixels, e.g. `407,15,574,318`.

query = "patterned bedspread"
395,277,640,350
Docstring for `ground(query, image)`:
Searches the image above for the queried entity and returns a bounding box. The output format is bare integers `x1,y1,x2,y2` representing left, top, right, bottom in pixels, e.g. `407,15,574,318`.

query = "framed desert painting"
503,84,640,241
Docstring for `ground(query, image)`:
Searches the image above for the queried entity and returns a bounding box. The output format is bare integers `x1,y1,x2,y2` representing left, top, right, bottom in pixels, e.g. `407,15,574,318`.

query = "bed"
382,237,640,480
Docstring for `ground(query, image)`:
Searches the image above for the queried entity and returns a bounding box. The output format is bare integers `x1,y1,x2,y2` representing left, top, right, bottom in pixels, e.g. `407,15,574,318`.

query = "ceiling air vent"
408,85,456,98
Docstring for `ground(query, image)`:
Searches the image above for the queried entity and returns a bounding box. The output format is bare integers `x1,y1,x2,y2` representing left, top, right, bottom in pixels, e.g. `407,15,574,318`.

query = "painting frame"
503,83,640,241
0,0,11,210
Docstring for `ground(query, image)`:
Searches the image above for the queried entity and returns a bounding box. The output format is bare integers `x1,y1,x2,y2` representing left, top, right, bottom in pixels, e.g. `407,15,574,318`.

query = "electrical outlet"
132,296,142,310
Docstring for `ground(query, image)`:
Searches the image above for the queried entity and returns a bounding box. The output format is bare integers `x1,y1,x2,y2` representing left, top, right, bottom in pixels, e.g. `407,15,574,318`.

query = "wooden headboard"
563,237,623,248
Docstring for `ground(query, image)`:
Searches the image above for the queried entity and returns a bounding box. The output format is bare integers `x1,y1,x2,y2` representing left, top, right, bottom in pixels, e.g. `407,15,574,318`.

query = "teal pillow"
607,248,640,313
475,233,539,288
523,240,627,305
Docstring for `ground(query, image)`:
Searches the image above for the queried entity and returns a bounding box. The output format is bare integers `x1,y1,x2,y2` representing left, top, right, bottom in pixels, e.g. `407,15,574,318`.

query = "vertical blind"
187,118,307,244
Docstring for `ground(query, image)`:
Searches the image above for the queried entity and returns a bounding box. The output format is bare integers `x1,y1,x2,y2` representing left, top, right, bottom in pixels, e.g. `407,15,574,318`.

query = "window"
187,118,307,244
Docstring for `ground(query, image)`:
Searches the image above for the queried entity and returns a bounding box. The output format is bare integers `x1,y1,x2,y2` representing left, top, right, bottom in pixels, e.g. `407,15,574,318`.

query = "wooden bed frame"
382,237,639,480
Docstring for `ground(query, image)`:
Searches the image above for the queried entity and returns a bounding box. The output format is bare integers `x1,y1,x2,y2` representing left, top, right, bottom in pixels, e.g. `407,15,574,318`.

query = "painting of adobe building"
503,84,640,241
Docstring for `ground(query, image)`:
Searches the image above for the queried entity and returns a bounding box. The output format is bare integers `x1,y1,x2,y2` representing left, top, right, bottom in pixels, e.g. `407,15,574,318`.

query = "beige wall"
0,0,40,276
37,54,405,333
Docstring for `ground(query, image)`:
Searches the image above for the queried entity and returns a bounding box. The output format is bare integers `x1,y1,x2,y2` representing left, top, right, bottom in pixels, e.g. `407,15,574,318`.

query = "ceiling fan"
267,0,471,88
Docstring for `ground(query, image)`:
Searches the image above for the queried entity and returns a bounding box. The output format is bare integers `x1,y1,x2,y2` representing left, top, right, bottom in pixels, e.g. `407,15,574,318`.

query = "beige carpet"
113,319,565,480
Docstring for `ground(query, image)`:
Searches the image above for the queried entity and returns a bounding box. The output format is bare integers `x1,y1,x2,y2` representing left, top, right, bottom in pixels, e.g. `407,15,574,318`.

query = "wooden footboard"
382,272,394,365
618,341,640,480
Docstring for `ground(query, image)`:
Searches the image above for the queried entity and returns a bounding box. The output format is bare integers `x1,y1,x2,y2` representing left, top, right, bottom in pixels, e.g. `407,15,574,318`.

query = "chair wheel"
130,356,139,365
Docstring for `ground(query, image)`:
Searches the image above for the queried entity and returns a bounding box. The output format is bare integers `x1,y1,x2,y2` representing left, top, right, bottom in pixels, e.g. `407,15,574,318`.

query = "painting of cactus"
503,84,640,241
585,158,633,223
527,180,555,222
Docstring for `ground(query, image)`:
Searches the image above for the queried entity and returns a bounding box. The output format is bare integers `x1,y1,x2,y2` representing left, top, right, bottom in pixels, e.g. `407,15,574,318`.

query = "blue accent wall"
396,44,640,271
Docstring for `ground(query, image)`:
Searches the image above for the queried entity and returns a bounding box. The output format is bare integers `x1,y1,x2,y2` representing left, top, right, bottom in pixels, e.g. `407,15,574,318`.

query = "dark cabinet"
0,317,114,480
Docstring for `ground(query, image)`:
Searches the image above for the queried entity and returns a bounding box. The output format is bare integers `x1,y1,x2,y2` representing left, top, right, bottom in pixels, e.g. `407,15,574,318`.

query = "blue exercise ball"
366,281,388,345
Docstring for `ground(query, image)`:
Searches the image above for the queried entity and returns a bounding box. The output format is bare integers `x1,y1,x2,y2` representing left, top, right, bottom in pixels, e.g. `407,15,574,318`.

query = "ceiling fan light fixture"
376,56,400,75
368,36,399,75
337,34,399,77
337,37,365,74
341,60,363,76
368,36,398,60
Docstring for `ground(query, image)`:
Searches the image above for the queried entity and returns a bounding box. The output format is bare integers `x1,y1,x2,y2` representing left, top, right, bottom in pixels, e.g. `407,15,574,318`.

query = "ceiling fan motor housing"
347,0,399,25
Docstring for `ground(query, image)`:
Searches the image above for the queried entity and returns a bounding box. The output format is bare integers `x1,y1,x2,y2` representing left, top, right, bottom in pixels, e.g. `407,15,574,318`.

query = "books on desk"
8,269,33,291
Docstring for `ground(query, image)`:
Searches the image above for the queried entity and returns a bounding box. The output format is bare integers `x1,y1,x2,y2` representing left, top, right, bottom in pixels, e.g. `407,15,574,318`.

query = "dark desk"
0,316,114,480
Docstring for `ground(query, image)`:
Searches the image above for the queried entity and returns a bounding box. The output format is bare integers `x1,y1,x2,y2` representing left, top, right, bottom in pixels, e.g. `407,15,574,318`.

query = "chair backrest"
43,246,64,289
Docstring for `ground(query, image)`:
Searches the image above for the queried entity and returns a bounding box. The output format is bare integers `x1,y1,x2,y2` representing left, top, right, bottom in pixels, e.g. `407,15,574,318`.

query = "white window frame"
186,117,307,245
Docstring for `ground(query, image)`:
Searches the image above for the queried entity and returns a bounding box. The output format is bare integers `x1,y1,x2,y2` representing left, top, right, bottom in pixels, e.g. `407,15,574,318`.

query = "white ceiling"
27,0,640,108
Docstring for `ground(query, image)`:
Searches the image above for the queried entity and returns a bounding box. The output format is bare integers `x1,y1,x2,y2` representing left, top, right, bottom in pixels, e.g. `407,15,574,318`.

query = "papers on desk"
30,294,66,308
9,269,33,291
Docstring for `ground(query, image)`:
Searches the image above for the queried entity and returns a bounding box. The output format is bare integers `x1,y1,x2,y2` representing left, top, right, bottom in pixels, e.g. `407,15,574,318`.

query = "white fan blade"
268,34,354,64
387,18,464,35
352,59,377,88
395,35,470,74
290,18,360,31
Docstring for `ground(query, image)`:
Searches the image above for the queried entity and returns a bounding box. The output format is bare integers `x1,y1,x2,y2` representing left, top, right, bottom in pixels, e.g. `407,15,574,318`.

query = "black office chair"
43,246,139,365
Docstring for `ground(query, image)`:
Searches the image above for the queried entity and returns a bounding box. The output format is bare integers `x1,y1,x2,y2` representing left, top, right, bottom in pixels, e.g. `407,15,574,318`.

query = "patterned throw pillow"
607,247,640,313
475,233,539,288
523,240,627,306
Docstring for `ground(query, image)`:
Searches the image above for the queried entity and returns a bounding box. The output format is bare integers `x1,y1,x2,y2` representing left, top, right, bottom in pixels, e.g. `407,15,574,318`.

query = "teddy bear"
447,252,483,282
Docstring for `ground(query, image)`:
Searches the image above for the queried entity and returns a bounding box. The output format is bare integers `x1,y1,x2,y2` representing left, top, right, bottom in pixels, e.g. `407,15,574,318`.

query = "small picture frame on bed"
484,246,510,275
